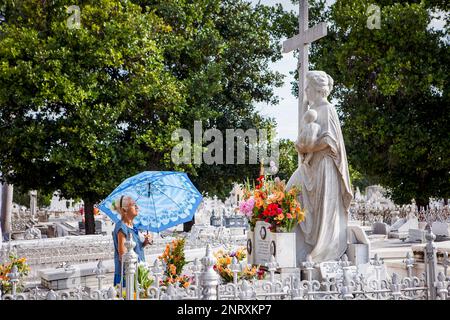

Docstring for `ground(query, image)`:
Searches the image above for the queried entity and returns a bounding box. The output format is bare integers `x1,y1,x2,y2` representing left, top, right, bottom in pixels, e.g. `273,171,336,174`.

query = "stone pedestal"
346,243,370,266
347,225,371,266
270,232,296,268
253,221,296,268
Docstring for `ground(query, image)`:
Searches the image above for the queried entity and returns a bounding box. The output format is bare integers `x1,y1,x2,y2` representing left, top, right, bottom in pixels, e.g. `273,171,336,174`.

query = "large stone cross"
283,0,327,137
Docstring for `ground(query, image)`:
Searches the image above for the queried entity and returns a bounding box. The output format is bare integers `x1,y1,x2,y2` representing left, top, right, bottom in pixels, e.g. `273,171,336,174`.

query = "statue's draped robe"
287,103,353,264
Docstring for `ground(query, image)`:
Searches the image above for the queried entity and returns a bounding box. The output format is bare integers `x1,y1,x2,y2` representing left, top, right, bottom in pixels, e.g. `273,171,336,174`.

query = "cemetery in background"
1,182,450,300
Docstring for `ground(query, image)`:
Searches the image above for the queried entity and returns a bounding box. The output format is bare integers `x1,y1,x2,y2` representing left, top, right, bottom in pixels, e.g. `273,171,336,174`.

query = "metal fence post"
390,273,402,300
443,252,449,279
403,252,415,278
190,258,202,299
151,259,164,289
199,244,218,300
191,258,202,286
265,256,278,284
94,260,106,291
434,272,448,300
424,224,438,300
238,280,256,300
7,265,19,298
123,233,138,300
301,254,315,282
230,257,241,286
370,253,383,290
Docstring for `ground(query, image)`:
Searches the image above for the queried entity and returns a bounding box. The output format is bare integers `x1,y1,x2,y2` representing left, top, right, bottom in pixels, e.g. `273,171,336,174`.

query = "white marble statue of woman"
287,71,353,264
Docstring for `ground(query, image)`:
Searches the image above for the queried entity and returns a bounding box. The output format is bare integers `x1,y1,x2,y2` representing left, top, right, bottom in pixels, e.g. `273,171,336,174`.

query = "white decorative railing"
1,226,449,301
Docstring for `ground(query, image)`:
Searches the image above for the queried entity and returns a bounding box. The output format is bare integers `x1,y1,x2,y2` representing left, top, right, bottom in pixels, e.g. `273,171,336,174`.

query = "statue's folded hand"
298,143,310,154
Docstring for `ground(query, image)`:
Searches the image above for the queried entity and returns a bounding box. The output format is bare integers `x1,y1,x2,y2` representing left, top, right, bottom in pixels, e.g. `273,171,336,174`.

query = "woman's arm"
117,231,127,260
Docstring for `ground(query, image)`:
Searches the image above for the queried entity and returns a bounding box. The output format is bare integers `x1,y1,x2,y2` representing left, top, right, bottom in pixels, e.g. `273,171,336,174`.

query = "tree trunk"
415,197,429,211
183,216,195,232
415,178,429,210
84,200,95,235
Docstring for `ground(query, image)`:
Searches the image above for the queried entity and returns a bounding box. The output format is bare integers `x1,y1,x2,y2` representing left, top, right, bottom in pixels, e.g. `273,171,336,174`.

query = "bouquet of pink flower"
239,173,305,232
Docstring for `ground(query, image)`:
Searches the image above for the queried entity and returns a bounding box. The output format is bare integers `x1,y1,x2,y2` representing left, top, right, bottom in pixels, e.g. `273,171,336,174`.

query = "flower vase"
246,230,255,265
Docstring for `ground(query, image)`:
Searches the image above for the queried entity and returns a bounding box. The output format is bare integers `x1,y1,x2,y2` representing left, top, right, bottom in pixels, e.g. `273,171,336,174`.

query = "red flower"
263,203,280,217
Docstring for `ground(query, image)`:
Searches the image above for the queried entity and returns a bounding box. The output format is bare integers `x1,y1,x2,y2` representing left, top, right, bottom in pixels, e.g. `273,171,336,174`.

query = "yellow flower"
255,197,264,208
297,210,305,222
274,191,285,202
169,264,177,275
182,281,190,288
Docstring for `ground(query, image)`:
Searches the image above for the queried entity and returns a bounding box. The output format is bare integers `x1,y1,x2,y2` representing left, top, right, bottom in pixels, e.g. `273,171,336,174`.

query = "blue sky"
251,0,446,141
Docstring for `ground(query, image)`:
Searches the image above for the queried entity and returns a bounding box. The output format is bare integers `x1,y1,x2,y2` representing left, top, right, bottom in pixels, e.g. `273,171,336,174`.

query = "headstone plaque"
224,216,246,228
432,222,449,237
210,215,222,227
409,229,426,242
372,222,389,235
390,218,406,231
398,218,419,233
254,221,272,266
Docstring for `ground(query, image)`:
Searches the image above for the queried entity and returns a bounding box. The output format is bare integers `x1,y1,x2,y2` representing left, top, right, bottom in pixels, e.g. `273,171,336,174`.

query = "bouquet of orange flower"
158,238,191,288
0,254,30,294
161,274,192,289
240,173,305,233
213,248,265,283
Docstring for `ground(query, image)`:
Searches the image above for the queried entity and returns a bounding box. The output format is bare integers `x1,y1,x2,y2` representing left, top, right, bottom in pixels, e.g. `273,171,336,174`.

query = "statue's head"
305,71,334,103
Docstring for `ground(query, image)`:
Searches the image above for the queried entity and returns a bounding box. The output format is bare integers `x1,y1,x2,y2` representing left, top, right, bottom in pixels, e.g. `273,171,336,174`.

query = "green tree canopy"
0,0,185,233
0,0,289,232
301,0,449,206
138,0,287,198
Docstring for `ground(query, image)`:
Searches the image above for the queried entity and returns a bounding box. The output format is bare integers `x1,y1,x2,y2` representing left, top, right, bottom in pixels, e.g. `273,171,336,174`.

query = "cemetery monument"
283,0,352,265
